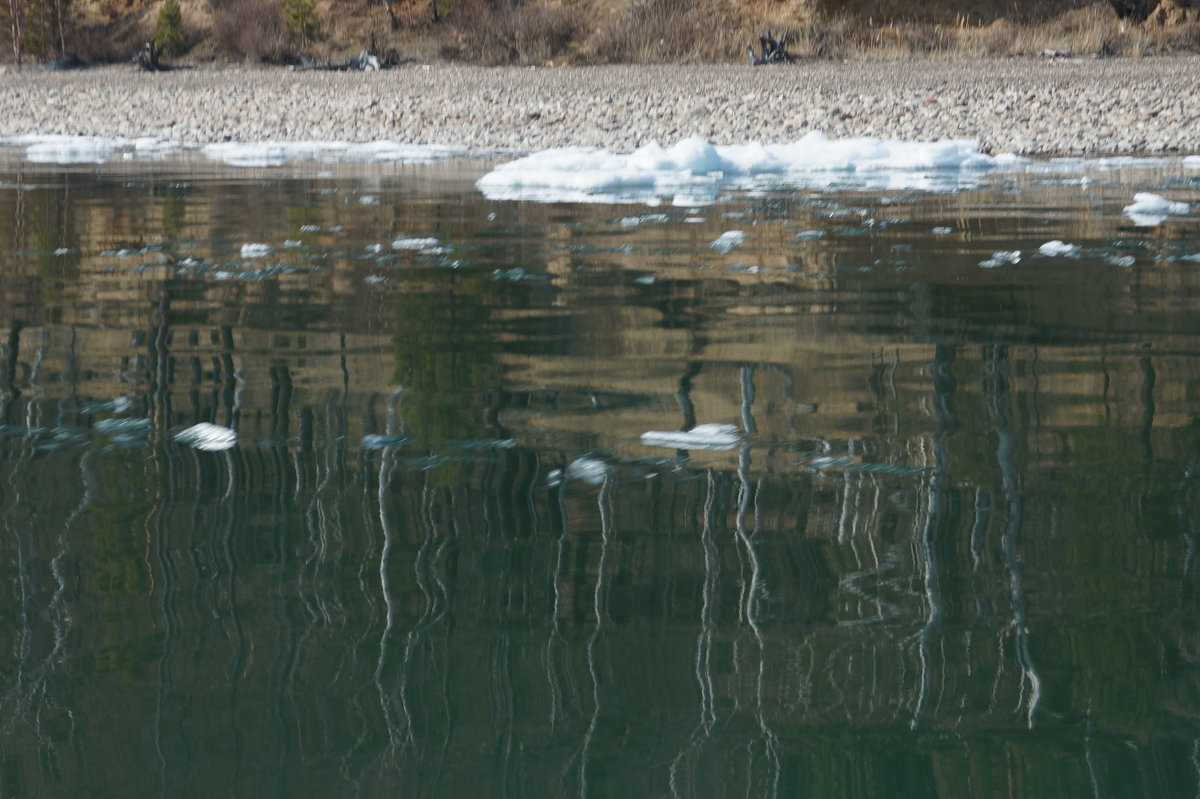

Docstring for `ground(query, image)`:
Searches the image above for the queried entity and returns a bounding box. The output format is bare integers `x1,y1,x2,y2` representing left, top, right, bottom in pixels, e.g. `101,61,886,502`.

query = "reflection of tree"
0,171,82,289
388,268,503,471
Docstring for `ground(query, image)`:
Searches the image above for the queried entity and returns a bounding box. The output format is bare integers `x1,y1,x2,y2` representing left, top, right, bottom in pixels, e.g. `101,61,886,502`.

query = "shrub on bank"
443,0,584,64
153,0,187,55
213,0,288,61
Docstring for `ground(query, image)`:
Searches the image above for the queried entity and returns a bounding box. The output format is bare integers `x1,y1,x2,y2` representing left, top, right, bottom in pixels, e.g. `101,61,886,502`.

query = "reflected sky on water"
1,149,1199,798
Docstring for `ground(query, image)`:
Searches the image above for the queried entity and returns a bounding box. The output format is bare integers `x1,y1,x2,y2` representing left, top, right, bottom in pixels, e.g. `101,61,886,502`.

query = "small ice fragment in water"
620,213,669,227
633,275,656,284
366,243,384,253
640,423,741,451
1107,254,1136,267
931,226,952,235
283,239,302,248
979,250,1021,268
1038,240,1080,257
796,229,826,239
359,195,378,205
361,433,409,449
1123,192,1190,227
554,457,609,485
392,236,440,250
240,243,272,258
710,231,745,253
363,275,386,284
174,422,237,451
299,224,320,232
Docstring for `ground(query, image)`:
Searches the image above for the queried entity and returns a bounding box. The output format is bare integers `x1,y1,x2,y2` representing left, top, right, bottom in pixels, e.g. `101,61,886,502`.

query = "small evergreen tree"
153,0,185,56
281,0,316,45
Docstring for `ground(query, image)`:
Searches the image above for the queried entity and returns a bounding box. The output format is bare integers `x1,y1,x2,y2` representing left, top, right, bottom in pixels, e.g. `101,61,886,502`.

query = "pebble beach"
2,57,1200,155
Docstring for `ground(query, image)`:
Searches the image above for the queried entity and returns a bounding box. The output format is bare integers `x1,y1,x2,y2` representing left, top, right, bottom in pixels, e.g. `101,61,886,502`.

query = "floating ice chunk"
83,395,133,414
359,195,378,205
174,422,237,451
555,457,609,485
640,423,741,451
633,275,656,285
1038,240,1081,257
1181,253,1200,262
13,134,178,164
710,230,745,253
1107,254,1136,267
979,250,1021,268
477,133,998,203
391,236,440,250
240,242,272,258
200,140,467,167
931,226,953,235
620,213,670,227
1123,192,1190,226
361,433,410,450
95,417,152,435
795,229,825,239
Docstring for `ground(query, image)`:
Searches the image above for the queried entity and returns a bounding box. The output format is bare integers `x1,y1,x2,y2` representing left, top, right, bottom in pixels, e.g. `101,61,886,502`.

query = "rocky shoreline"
2,57,1200,156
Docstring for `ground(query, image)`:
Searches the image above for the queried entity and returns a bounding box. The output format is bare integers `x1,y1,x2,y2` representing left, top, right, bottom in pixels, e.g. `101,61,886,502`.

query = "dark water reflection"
1,151,1199,798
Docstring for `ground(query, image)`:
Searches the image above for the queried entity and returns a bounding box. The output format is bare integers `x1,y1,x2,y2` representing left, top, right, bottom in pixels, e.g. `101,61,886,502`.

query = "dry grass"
441,0,585,64
212,0,288,61
5,0,1200,64
772,2,1200,59
584,0,748,62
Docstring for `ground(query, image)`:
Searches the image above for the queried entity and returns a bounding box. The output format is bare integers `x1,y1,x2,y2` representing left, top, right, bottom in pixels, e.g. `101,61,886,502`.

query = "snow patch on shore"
477,133,1001,203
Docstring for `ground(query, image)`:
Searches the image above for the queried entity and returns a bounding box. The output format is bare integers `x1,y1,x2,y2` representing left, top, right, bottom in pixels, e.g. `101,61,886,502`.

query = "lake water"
1,145,1199,798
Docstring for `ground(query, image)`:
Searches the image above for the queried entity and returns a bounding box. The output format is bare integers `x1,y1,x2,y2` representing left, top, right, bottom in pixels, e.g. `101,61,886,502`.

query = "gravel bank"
2,58,1200,156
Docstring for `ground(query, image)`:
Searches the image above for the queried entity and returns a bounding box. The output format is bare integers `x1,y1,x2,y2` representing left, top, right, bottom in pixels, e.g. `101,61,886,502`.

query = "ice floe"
174,422,238,451
709,230,745,253
240,242,273,258
391,236,441,250
200,141,467,167
1038,240,1081,257
476,133,1001,204
548,457,610,486
12,134,178,164
979,250,1022,268
1123,192,1191,227
640,423,741,451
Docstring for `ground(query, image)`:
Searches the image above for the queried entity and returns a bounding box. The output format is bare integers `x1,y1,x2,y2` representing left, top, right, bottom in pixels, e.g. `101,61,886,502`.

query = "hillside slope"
2,0,1198,65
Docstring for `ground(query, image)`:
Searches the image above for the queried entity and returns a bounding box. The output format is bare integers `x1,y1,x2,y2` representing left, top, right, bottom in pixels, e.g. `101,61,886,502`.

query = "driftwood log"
748,30,796,65
296,44,400,71
134,41,166,71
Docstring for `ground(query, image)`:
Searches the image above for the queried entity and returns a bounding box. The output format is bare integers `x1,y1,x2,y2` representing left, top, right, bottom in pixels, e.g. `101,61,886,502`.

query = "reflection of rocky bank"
3,58,1200,155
